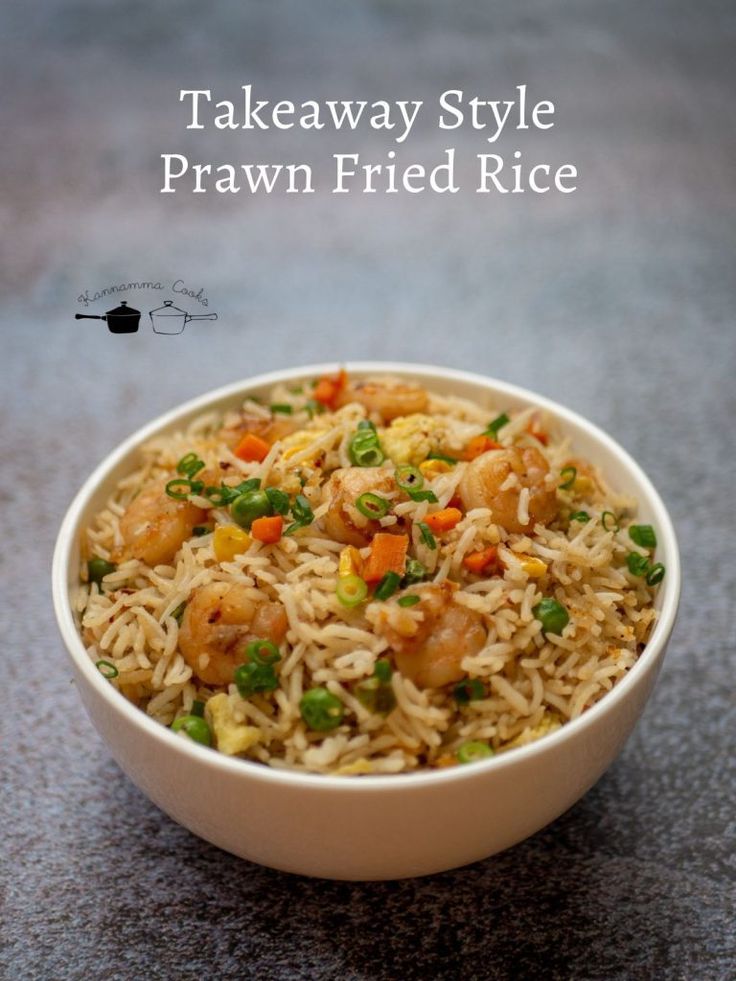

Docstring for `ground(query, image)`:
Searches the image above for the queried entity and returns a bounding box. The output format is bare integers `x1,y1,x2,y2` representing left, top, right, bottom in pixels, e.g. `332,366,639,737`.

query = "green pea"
88,557,117,586
171,715,212,746
300,687,345,731
456,741,494,764
532,598,570,636
230,489,272,528
453,678,485,704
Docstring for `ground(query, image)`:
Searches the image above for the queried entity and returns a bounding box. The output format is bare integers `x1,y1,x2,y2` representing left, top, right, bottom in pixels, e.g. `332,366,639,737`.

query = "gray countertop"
1,1,735,978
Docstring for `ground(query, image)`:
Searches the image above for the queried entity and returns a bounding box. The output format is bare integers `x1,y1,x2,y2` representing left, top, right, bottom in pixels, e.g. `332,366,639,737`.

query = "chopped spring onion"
374,570,402,601
453,678,485,704
408,489,438,503
417,522,437,550
171,715,211,746
569,511,590,523
300,687,345,731
355,673,396,715
646,563,666,586
284,494,314,535
403,558,427,584
532,597,570,635
601,511,619,532
246,639,281,664
87,556,117,586
270,403,293,414
457,741,494,764
349,424,384,467
374,658,392,683
485,413,510,438
357,419,376,431
395,465,424,493
230,489,272,528
190,699,205,718
397,594,421,607
265,487,290,515
176,452,205,478
336,574,368,609
626,552,650,576
304,398,325,418
629,524,657,549
559,467,577,490
171,601,187,625
165,477,204,500
355,493,390,520
95,659,118,679
427,451,458,465
192,525,210,536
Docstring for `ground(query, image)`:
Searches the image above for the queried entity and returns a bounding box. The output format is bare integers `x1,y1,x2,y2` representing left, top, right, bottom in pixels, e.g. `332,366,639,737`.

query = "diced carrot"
313,368,347,410
423,508,463,534
464,434,501,460
251,515,283,544
234,432,271,463
362,533,409,583
463,546,498,575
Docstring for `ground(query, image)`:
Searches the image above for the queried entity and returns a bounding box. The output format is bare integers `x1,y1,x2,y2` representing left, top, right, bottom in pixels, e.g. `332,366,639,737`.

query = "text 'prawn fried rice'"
77,371,664,775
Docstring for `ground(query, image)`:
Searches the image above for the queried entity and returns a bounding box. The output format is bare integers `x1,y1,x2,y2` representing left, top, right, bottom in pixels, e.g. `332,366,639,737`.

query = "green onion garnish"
456,741,494,764
395,465,424,493
284,494,315,535
374,571,402,601
397,594,421,607
270,403,293,415
171,715,211,746
304,399,325,419
336,574,368,609
373,658,392,683
265,487,290,515
300,687,345,731
485,413,510,438
629,524,657,549
87,556,117,586
646,563,666,586
190,699,205,718
427,452,458,465
355,493,390,520
176,452,205,478
418,522,437,550
559,467,577,490
408,489,439,503
354,675,396,715
403,558,427,585
165,478,203,500
569,511,590,523
192,525,210,536
171,601,187,625
532,597,570,635
95,659,118,679
601,511,619,532
453,678,485,703
626,552,650,576
349,424,384,467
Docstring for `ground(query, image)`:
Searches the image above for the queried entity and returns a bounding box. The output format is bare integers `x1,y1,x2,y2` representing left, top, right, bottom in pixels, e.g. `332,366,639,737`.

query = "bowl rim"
53,361,681,792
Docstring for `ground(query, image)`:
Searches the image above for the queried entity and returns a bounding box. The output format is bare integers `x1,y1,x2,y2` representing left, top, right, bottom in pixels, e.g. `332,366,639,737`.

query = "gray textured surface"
2,1,735,979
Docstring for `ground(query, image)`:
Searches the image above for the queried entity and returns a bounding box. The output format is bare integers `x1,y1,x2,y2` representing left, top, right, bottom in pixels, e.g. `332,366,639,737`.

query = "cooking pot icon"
149,300,218,335
74,300,141,334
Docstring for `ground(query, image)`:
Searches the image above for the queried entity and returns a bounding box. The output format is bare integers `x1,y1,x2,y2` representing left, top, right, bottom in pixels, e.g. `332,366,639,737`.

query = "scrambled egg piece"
380,414,443,466
507,712,562,749
207,693,261,756
279,427,329,462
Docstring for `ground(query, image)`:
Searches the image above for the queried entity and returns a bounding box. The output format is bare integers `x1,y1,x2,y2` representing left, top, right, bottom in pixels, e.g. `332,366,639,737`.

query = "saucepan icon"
74,301,141,334
149,300,218,335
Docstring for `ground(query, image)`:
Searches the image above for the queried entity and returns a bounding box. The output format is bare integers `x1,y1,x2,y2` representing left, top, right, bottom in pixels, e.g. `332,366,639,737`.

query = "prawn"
321,467,398,547
374,582,487,689
458,446,557,534
178,581,288,686
338,377,429,423
114,480,206,566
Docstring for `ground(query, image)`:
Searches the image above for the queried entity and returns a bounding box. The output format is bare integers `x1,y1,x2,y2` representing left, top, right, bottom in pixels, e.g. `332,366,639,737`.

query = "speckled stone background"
1,1,735,978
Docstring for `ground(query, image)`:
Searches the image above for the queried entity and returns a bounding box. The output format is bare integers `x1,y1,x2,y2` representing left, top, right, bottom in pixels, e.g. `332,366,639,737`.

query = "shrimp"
114,480,206,566
458,446,557,534
338,377,429,423
321,467,398,547
374,582,486,688
178,582,288,686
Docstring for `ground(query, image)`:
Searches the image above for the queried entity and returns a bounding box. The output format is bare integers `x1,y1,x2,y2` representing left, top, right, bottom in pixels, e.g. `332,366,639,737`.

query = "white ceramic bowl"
53,363,680,880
